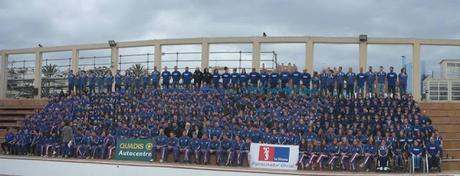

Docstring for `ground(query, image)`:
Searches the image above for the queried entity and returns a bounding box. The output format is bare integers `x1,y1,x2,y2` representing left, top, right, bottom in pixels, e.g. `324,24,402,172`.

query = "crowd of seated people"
0,65,443,172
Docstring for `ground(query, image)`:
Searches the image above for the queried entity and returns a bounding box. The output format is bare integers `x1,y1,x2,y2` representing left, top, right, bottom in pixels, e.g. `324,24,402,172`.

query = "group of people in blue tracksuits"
66,65,409,98
1,64,441,174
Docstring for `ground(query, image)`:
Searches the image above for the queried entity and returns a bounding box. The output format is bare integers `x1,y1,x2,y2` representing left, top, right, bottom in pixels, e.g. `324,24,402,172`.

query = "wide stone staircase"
0,99,48,143
420,102,460,170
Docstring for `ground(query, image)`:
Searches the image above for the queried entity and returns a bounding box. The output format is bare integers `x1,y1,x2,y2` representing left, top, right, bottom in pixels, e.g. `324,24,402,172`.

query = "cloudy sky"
1,0,460,77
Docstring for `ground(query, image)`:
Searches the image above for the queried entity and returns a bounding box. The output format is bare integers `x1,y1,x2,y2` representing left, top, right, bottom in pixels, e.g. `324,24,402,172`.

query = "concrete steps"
421,102,460,171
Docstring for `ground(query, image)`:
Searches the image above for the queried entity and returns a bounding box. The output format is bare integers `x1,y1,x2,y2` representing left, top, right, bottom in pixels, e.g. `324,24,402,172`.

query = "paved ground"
0,155,458,176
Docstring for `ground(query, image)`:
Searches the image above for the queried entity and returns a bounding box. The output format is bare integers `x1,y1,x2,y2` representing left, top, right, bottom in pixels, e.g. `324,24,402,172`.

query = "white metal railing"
425,79,460,101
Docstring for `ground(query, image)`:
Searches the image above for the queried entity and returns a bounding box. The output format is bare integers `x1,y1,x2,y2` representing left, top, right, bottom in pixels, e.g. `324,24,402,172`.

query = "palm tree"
42,64,58,78
129,64,145,76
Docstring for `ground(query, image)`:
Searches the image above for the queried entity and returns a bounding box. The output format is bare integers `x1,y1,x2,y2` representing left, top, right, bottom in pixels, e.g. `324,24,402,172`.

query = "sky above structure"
1,0,460,77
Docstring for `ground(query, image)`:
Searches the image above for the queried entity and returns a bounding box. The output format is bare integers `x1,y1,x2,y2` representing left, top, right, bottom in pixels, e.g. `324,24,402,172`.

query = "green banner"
114,138,155,161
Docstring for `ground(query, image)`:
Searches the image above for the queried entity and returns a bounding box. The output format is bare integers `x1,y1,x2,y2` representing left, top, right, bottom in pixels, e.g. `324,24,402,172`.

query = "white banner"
249,143,299,170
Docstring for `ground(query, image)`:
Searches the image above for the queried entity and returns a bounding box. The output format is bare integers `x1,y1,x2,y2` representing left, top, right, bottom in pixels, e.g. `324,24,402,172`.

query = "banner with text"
249,143,299,170
114,138,154,161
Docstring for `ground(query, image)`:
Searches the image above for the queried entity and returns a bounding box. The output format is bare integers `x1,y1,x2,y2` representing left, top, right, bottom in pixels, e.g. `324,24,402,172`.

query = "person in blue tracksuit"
328,139,340,170
105,72,113,93
219,135,232,165
1,129,15,154
270,71,280,88
179,131,191,163
260,69,269,88
123,71,132,91
209,136,221,164
426,138,441,170
114,70,122,91
161,66,171,89
200,134,211,164
377,140,389,171
77,132,91,158
221,67,231,89
88,70,96,94
365,66,376,97
326,70,335,96
249,68,260,88
319,69,328,96
171,66,181,88
398,67,408,96
360,139,377,171
357,68,366,97
239,138,251,166
386,66,397,97
376,66,386,97
335,67,345,97
212,69,220,89
231,68,240,89
239,68,249,87
151,129,168,162
97,72,105,93
168,132,180,162
182,67,193,89
80,71,88,93
349,139,362,171
291,68,301,90
301,69,311,90
90,132,103,159
345,67,356,97
189,133,201,164
339,138,351,170
410,140,423,171
142,71,150,89
151,67,161,89
228,135,244,166
67,70,75,94
280,69,290,88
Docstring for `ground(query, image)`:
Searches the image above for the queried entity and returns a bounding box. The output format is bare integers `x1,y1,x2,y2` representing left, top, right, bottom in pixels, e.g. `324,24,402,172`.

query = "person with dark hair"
171,66,181,88
222,67,231,89
182,67,193,89
105,72,113,93
192,67,203,88
202,68,212,86
67,70,75,94
212,69,221,88
249,68,260,88
365,66,376,97
387,66,397,97
398,67,408,96
151,66,161,89
1,128,15,154
161,66,171,89
114,70,122,91
345,67,356,97
61,121,73,158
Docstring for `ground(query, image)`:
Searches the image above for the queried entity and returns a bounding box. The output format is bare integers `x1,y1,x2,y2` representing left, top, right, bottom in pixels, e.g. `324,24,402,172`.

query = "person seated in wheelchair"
426,138,441,171
409,140,424,171
376,140,390,171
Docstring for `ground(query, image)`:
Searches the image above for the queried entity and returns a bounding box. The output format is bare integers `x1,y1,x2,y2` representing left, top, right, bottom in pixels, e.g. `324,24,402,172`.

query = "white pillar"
201,42,210,69
252,41,261,71
412,42,421,101
306,40,314,73
359,41,368,70
71,48,79,72
110,47,119,75
154,43,162,69
110,47,119,90
34,51,43,99
0,53,7,99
